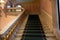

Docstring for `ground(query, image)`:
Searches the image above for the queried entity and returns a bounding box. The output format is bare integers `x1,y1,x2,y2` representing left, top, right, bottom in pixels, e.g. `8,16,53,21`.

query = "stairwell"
9,15,58,40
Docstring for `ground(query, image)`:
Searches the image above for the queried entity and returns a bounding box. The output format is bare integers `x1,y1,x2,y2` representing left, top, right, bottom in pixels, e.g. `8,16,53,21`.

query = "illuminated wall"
0,0,7,9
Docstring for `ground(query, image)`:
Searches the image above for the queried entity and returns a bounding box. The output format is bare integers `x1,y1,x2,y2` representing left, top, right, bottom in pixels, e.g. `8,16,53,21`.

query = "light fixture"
7,5,11,8
16,5,21,8
0,0,5,3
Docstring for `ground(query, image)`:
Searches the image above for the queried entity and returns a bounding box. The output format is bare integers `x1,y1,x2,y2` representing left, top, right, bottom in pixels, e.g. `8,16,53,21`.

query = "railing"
5,18,21,40
3,7,25,16
0,7,25,40
0,17,21,40
6,7,24,12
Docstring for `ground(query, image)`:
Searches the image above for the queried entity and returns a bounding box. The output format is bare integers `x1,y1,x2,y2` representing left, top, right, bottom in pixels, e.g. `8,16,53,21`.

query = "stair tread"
44,31,53,33
21,15,47,40
23,33,45,35
13,37,21,40
46,37,57,40
21,37,46,40
24,30,44,32
11,15,57,40
45,33,55,37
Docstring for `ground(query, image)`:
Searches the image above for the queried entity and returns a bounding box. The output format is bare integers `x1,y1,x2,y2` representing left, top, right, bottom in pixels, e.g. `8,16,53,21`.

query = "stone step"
43,28,50,30
13,37,21,40
16,30,24,33
46,37,57,40
44,31,53,33
15,34,22,37
23,30,44,33
21,37,46,40
45,33,55,37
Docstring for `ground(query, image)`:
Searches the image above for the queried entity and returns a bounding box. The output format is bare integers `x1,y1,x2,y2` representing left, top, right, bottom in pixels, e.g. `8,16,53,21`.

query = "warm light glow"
0,0,5,9
16,5,22,8
0,0,5,3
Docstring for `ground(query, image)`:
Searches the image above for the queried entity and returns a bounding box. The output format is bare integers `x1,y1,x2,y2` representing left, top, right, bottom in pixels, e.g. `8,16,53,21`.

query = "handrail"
0,7,25,40
3,11,27,40
4,19,20,40
6,7,25,12
0,17,20,40
7,7,22,9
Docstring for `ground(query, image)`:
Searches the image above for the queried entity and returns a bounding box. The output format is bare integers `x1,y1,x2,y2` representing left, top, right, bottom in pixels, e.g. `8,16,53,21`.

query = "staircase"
9,15,58,40
42,24,58,40
21,15,47,40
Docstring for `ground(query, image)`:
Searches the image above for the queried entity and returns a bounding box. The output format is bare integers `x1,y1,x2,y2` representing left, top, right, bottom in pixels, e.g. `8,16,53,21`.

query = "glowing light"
7,5,11,8
16,5,22,8
0,0,5,3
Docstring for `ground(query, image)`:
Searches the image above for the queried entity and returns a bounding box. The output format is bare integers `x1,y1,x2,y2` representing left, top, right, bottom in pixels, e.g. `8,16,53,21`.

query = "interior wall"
39,0,52,31
40,0,52,16
39,0,60,39
0,0,7,9
16,0,40,14
52,0,60,39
